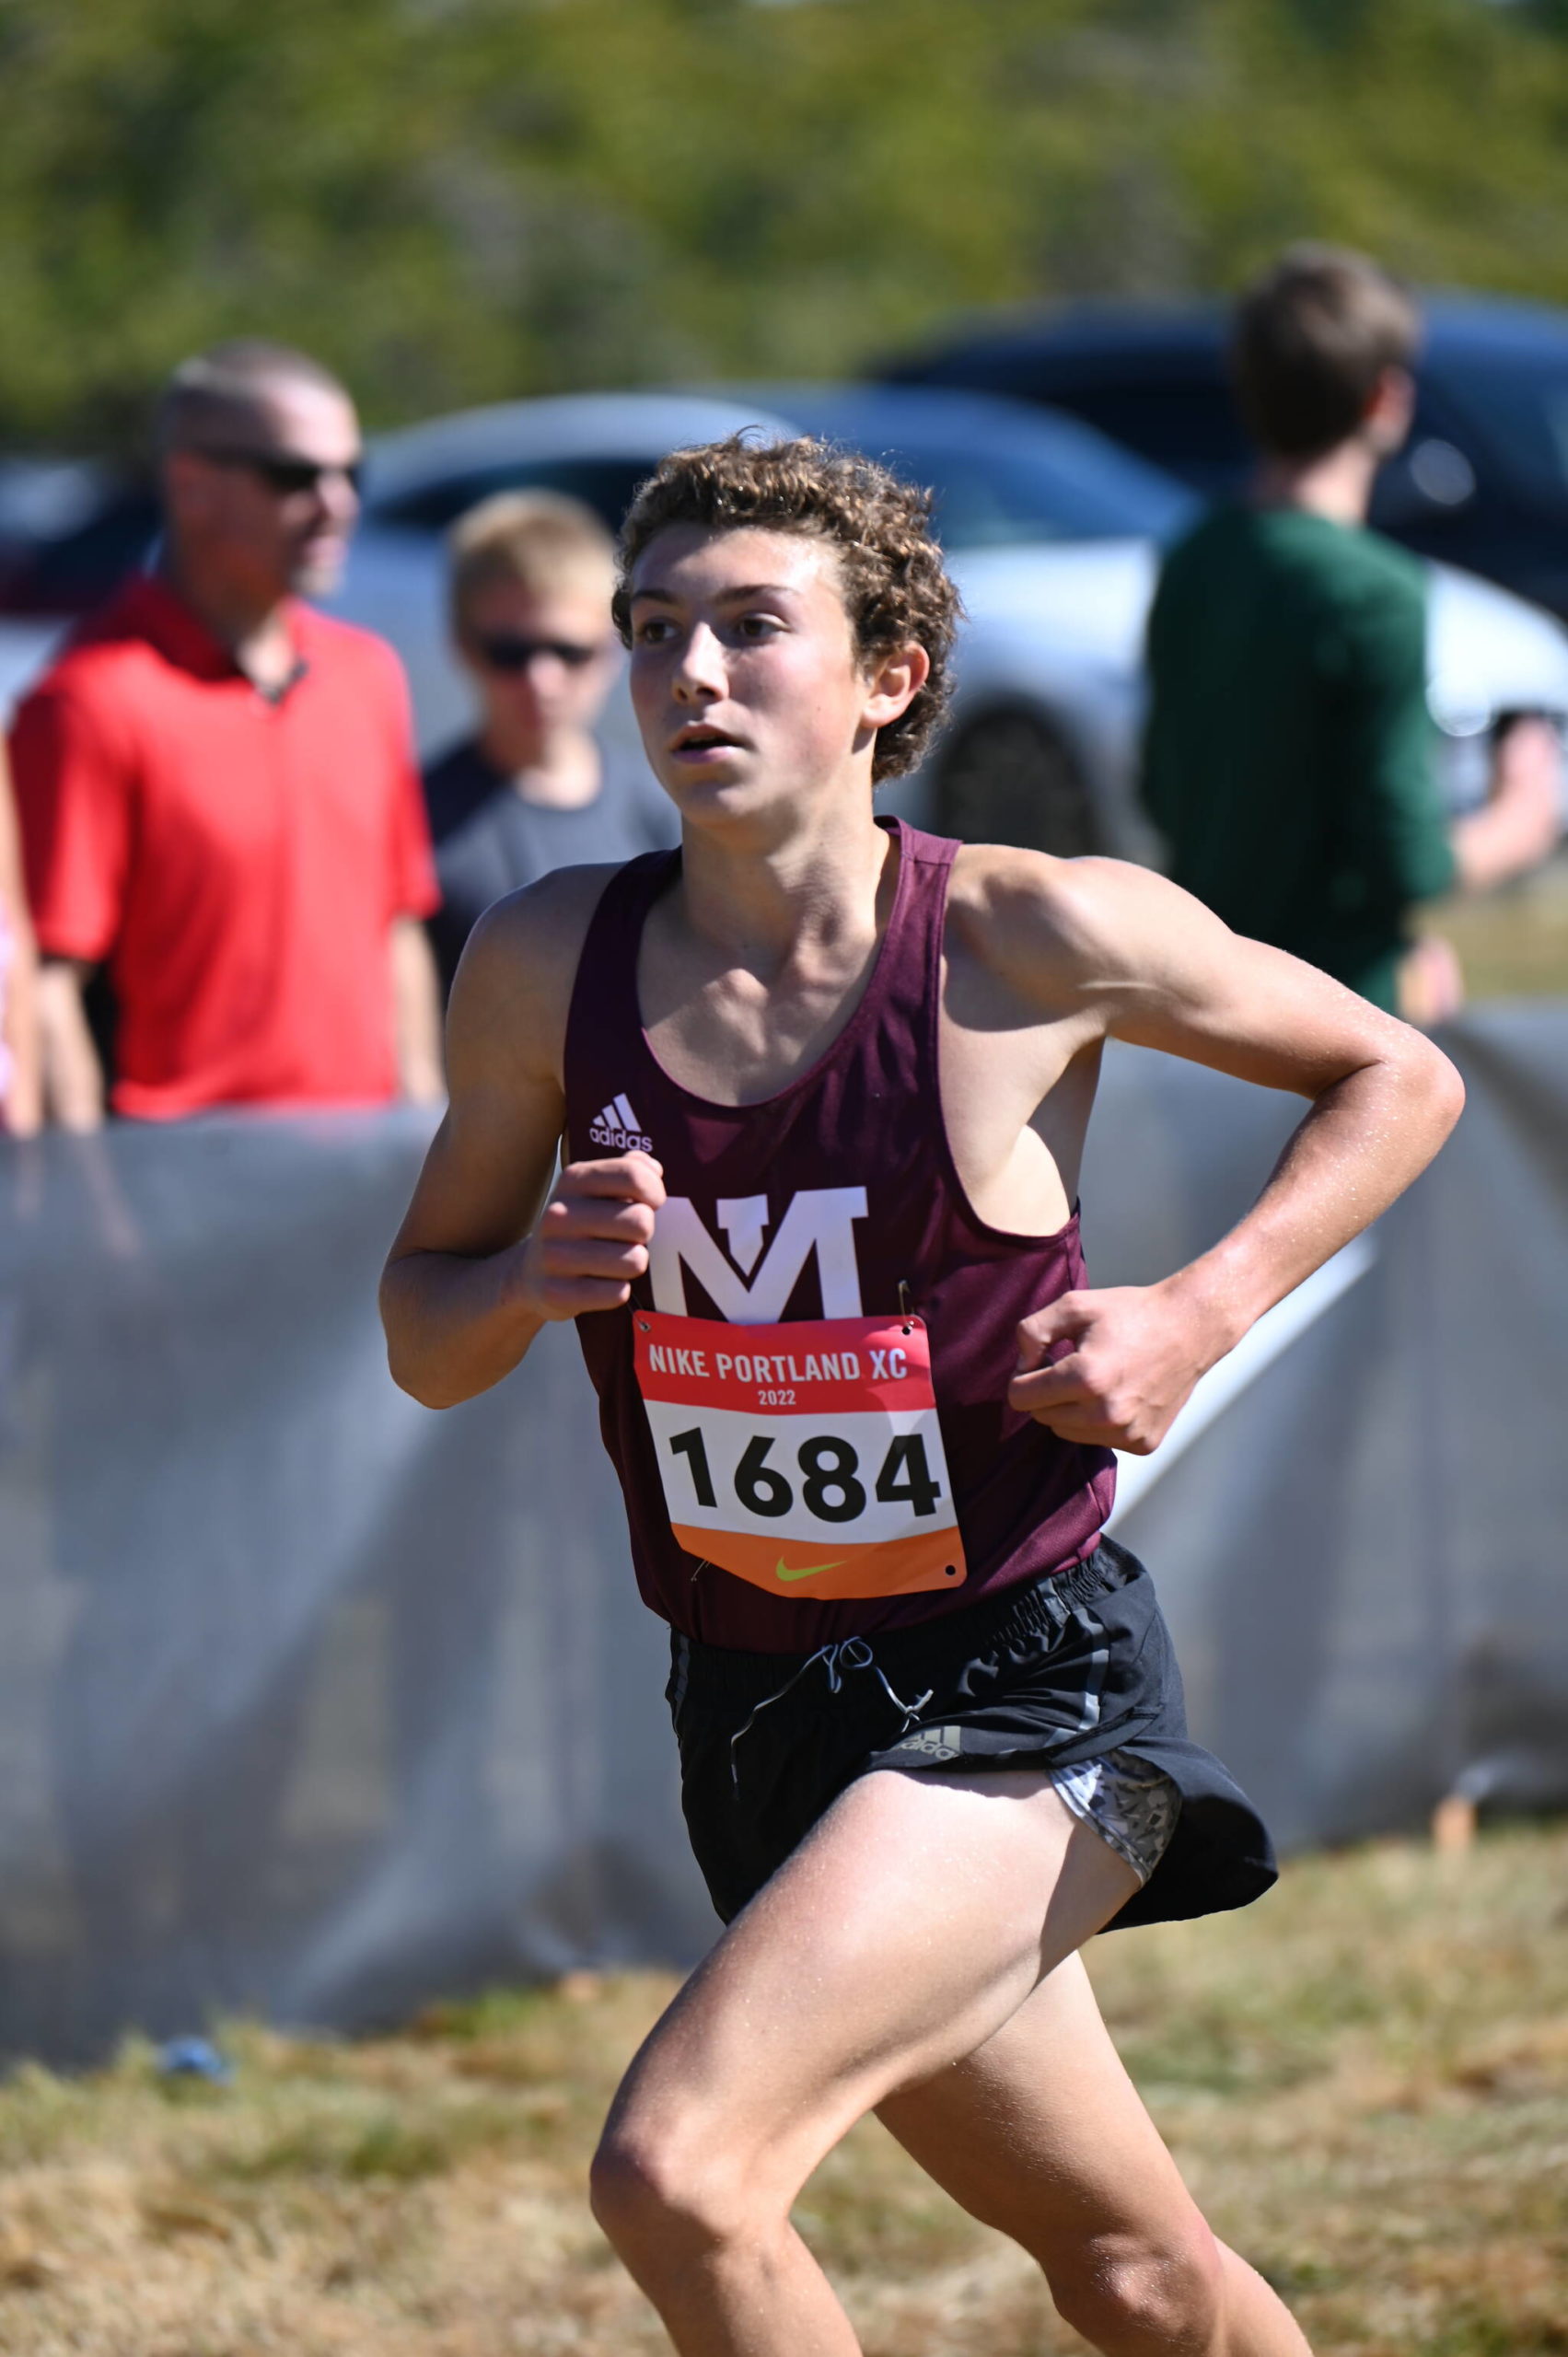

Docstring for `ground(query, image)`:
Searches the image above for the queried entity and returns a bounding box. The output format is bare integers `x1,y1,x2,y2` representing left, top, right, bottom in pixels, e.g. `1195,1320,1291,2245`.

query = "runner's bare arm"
379,868,665,1410
971,850,1466,1453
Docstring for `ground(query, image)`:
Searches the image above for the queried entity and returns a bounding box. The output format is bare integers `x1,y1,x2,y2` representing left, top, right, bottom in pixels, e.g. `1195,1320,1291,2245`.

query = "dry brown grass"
1,1822,1565,2356
1434,856,1568,1002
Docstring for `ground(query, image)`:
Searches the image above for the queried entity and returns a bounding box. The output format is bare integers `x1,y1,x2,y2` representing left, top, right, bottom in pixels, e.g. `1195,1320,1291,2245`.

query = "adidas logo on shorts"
589,1093,654,1154
889,1725,966,1763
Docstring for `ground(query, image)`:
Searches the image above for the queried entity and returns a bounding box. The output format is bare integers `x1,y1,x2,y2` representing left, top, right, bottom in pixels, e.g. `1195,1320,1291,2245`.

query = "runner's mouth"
669,725,744,755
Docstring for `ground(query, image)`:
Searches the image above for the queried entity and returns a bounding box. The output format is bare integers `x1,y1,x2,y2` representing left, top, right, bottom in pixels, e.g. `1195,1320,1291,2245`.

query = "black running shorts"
666,1538,1277,1931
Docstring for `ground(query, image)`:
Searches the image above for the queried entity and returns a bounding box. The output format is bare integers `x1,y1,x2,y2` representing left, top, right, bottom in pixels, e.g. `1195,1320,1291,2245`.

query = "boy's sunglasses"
468,633,605,673
193,447,364,498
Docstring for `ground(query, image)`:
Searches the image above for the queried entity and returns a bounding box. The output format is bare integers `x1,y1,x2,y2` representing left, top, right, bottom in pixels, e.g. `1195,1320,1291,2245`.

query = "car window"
875,433,1195,548
1036,377,1249,493
369,455,657,535
1430,348,1568,508
775,394,1197,548
903,349,1247,494
0,485,158,618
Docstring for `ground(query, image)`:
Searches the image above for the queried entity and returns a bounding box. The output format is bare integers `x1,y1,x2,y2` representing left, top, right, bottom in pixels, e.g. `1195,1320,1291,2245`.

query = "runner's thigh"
603,1765,1139,2211
877,1948,1202,2262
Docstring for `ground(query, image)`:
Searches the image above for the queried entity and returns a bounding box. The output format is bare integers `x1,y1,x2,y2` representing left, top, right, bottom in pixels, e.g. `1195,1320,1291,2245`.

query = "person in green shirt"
1142,244,1560,1018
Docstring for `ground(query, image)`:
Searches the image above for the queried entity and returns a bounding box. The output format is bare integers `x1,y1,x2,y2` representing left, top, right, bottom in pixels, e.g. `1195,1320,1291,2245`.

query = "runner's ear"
861,642,929,728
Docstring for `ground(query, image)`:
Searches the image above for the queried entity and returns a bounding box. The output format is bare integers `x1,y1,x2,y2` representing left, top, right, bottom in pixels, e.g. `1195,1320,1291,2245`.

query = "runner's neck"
637,817,903,1109
670,804,895,978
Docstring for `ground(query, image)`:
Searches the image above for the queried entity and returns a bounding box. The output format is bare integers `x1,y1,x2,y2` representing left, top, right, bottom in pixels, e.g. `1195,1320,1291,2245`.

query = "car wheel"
935,705,1098,855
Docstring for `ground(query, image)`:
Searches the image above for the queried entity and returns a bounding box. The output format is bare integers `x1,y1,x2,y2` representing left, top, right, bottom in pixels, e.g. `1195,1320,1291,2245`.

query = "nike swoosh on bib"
773,1558,845,1584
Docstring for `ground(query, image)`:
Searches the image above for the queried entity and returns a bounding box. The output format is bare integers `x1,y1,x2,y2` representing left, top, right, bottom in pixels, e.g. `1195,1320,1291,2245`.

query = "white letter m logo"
646,1188,868,1323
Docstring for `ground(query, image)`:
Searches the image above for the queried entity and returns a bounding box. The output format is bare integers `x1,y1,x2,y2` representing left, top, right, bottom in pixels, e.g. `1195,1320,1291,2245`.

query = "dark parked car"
885,295,1568,622
0,461,157,620
0,463,159,714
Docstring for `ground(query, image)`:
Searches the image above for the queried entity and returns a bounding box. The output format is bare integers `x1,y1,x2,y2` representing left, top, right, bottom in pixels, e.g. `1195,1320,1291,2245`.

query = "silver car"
7,389,1564,853
335,383,1568,856
337,385,1198,859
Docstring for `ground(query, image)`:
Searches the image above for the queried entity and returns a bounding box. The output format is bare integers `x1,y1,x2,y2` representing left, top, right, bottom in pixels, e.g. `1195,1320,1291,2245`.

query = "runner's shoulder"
465,858,623,973
447,860,627,1081
947,842,1211,1011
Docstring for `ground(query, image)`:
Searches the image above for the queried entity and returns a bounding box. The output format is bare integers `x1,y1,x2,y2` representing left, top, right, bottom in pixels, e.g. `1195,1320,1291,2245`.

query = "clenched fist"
517,1151,667,1322
1008,1280,1226,1455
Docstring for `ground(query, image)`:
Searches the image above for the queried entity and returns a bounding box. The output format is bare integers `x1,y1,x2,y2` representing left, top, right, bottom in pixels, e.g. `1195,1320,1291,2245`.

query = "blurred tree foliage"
2,0,1566,455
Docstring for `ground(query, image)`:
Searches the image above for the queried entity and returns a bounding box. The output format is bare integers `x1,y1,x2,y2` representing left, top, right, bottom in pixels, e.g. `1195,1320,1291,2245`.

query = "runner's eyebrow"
629,583,800,607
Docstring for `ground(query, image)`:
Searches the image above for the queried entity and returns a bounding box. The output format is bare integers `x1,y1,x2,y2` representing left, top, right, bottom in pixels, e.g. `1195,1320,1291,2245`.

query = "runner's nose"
673,621,726,702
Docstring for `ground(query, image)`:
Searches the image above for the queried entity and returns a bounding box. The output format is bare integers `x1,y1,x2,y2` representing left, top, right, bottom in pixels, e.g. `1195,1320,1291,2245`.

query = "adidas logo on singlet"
589,1092,654,1154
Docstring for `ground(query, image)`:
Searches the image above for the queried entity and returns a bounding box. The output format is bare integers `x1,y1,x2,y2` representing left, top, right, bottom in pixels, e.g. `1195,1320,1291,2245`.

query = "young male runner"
381,436,1463,2357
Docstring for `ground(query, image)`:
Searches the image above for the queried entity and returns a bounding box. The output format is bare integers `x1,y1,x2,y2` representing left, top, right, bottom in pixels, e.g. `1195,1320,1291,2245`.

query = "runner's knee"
1047,2222,1224,2355
589,2113,761,2265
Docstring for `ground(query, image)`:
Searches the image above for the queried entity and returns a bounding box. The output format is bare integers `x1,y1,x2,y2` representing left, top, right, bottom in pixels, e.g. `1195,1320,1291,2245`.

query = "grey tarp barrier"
1,1006,1565,2063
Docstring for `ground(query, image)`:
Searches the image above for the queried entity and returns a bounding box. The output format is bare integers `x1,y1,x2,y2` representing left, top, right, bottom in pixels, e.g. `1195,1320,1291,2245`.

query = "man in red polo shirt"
11,339,443,1124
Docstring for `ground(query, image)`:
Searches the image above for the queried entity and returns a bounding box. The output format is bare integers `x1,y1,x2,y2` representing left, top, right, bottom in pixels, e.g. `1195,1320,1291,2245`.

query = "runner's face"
626,525,889,820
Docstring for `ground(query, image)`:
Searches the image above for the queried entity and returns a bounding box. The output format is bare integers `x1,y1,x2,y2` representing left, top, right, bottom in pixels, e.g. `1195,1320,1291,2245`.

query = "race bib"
634,1309,969,1600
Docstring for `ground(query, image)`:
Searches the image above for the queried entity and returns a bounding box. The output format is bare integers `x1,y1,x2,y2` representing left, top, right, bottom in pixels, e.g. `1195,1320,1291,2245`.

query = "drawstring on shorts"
728,1637,935,1788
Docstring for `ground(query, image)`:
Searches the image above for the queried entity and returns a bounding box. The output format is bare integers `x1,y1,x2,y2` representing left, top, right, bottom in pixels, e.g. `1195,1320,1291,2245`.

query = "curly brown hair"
612,434,961,784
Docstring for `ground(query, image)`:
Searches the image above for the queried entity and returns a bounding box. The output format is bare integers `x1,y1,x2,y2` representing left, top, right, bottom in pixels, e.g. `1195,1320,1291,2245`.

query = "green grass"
0,1824,1563,2354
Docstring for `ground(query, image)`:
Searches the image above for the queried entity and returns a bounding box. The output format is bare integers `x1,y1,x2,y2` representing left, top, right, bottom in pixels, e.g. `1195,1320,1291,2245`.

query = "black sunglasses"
193,447,364,498
468,632,605,673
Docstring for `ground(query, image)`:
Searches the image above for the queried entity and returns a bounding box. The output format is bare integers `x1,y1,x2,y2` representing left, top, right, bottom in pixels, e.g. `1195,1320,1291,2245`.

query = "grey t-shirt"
423,734,678,996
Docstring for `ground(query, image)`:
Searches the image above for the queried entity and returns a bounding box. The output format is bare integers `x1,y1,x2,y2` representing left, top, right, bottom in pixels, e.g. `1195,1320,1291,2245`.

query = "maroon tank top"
564,819,1115,1652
